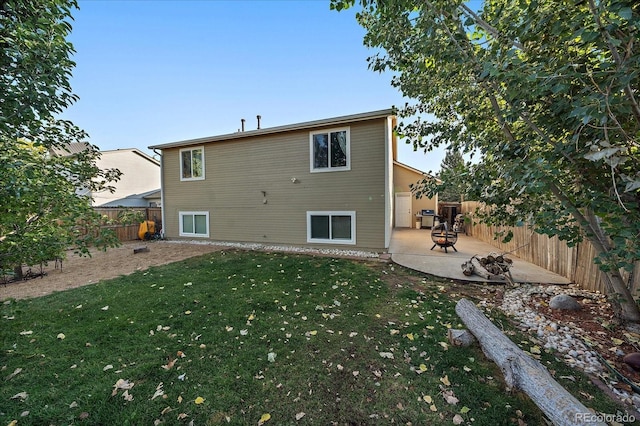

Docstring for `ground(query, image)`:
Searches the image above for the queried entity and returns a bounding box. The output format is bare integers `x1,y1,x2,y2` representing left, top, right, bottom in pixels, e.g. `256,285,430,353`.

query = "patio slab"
389,228,571,284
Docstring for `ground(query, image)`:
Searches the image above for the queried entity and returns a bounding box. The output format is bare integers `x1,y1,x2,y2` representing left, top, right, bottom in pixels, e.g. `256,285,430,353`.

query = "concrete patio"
389,228,571,284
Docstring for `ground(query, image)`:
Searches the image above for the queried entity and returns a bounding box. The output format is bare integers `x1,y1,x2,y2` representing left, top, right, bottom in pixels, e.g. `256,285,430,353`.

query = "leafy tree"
332,0,640,323
434,149,468,202
0,0,121,279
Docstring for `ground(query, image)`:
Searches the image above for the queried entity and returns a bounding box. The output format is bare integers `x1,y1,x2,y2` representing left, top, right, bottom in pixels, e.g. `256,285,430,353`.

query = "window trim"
179,211,210,238
309,127,351,173
180,146,205,181
306,211,356,245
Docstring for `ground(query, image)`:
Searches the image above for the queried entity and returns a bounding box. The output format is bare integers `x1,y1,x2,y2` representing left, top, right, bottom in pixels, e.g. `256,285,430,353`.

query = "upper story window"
180,147,205,181
310,128,350,172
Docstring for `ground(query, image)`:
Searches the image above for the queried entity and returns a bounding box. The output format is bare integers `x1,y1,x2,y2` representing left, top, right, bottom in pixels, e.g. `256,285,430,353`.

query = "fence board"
93,207,162,242
461,201,608,296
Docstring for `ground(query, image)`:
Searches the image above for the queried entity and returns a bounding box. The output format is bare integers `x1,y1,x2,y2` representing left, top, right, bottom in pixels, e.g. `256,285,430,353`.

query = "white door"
395,192,412,228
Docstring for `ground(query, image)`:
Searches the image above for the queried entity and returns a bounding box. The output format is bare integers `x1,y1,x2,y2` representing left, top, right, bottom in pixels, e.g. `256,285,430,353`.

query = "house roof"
393,160,441,182
100,148,160,166
148,109,394,150
48,142,91,157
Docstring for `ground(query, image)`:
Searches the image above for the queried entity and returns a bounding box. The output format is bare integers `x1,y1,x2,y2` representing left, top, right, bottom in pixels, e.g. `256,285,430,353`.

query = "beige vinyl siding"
393,164,437,216
162,119,388,250
93,150,160,207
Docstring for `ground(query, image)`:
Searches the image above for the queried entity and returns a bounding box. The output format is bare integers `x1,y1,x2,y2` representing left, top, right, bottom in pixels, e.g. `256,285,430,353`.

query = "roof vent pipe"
257,115,261,130
241,118,245,132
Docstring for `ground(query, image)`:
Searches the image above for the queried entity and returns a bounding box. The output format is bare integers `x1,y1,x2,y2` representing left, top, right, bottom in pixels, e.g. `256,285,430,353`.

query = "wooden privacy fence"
460,201,640,297
94,207,162,242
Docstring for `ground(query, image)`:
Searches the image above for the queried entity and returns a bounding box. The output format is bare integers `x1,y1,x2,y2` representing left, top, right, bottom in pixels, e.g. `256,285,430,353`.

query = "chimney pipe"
241,118,245,132
257,115,261,130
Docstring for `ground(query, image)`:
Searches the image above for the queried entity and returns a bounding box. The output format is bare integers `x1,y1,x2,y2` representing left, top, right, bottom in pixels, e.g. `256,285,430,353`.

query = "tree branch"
587,0,640,125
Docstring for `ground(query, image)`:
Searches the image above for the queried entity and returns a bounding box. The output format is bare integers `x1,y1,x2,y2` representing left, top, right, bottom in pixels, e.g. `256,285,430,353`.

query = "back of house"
149,110,396,251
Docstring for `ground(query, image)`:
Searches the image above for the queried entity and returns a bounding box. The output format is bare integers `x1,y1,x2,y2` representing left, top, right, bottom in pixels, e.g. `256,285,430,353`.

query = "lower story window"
307,211,355,245
179,211,209,237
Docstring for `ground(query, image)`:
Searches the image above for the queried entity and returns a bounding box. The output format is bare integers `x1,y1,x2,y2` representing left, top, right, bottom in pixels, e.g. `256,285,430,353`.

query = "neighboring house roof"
142,189,161,199
148,109,394,150
98,188,161,207
48,142,91,157
393,160,441,183
100,148,160,165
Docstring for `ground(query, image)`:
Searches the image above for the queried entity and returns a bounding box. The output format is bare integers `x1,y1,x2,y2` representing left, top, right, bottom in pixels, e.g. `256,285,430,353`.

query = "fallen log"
447,328,476,347
460,255,506,280
455,298,605,426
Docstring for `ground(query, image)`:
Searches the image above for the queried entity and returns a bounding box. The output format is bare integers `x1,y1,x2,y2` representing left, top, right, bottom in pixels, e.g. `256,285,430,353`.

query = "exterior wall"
393,164,437,226
161,119,388,250
92,150,160,207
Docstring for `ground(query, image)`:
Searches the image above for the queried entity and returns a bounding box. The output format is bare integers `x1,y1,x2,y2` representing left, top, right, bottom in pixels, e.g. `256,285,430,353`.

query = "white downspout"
153,148,166,239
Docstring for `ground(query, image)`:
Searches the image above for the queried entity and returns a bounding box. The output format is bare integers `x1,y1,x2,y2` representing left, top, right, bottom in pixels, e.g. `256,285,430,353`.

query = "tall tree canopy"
0,0,120,278
332,0,640,323
435,149,468,202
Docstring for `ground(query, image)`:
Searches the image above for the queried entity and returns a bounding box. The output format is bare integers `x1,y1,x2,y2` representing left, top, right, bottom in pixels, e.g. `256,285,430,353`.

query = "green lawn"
0,250,622,425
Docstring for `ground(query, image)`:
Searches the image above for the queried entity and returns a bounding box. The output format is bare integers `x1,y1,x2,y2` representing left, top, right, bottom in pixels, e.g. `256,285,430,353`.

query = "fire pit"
430,223,458,253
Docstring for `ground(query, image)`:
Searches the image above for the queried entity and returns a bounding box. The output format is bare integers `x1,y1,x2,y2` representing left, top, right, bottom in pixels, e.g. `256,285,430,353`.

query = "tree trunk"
455,298,606,426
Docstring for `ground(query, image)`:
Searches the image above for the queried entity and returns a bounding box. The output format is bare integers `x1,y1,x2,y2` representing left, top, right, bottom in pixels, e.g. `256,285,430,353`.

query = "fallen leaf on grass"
443,390,459,405
612,337,624,346
122,390,134,401
194,396,205,405
430,404,438,412
151,383,164,400
19,330,33,336
177,413,189,420
258,413,271,425
406,333,415,341
460,406,471,414
101,306,109,311
267,352,276,363
69,401,78,408
379,352,394,359
11,391,28,401
295,412,305,420
103,364,114,371
57,333,66,340
440,375,451,386
6,367,22,380
418,364,427,372
423,395,433,403
161,357,176,370
439,342,449,350
453,413,464,425
112,379,134,396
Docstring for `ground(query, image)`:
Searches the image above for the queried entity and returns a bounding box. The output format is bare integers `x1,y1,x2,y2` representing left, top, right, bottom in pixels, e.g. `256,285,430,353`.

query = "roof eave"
148,109,394,150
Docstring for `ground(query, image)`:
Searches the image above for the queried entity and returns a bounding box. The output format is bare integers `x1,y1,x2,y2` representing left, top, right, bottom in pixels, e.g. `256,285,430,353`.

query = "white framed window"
307,211,356,245
180,147,205,181
179,211,209,237
309,127,350,172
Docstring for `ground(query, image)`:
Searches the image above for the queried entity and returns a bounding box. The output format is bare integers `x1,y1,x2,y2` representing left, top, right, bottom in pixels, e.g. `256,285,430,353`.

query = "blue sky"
61,0,447,173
